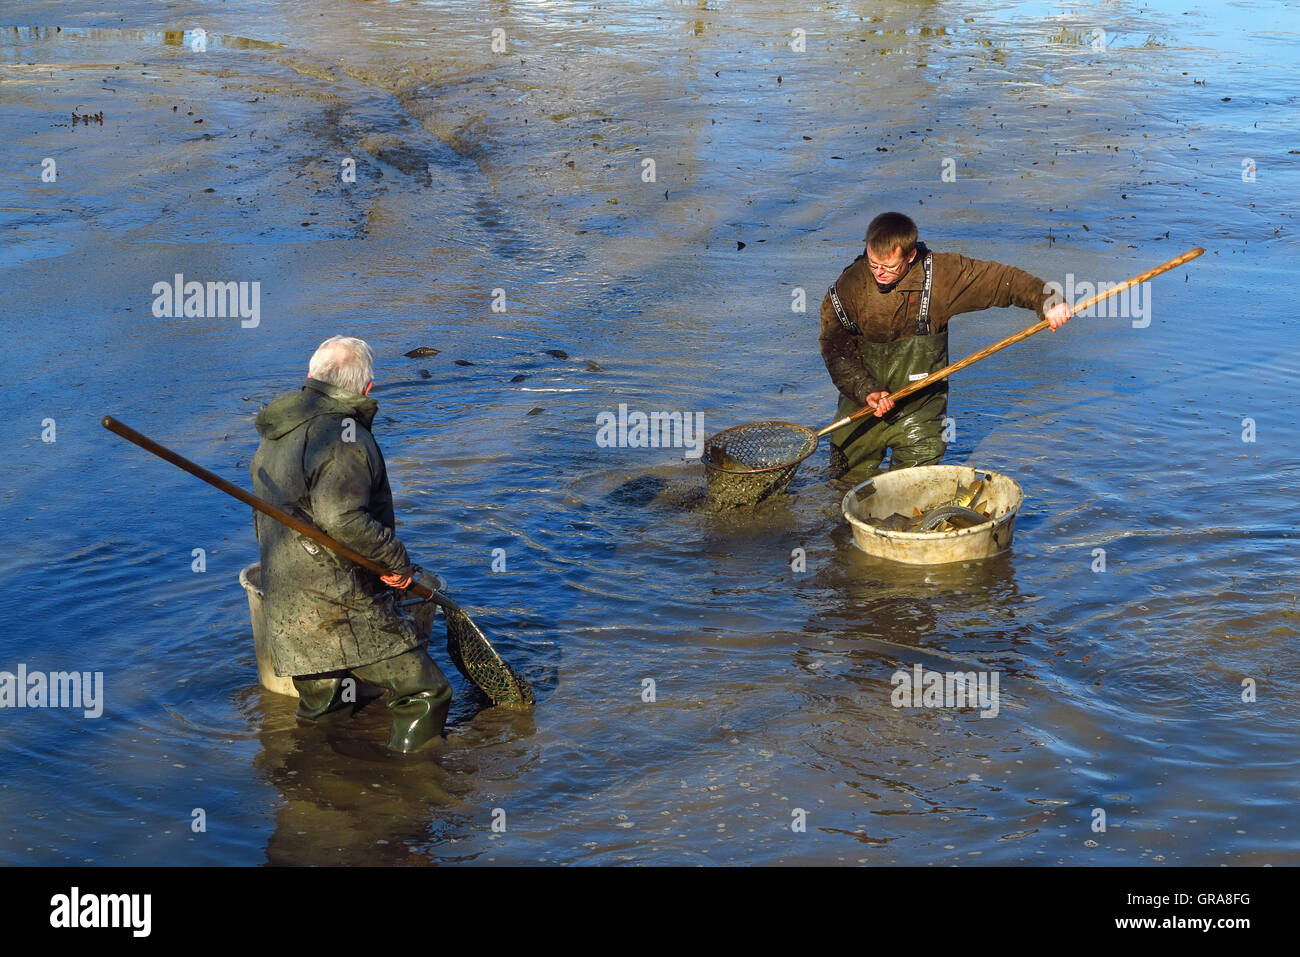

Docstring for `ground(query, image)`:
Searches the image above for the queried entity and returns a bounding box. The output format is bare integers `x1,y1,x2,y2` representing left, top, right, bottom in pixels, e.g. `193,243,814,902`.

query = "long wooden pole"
100,415,460,612
817,246,1204,437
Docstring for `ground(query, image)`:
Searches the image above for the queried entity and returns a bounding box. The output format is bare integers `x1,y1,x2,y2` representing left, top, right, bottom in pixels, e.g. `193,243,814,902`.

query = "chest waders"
827,253,950,476
292,568,455,753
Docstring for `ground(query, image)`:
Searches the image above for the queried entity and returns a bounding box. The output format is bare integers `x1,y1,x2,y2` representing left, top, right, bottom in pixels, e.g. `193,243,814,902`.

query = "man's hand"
381,571,413,590
866,390,895,418
1045,301,1072,330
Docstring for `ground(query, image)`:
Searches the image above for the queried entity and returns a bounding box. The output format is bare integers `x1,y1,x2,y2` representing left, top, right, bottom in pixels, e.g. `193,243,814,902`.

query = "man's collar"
303,378,379,426
306,377,365,402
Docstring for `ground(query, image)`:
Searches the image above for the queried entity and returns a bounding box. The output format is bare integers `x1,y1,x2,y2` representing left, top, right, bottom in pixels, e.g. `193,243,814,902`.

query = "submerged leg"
886,414,947,470
292,673,352,720
353,649,453,753
827,395,886,481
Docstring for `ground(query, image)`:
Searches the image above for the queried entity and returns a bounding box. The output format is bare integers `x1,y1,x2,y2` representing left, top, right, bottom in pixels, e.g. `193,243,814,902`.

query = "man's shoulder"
299,418,380,484
833,256,873,289
928,248,968,276
303,409,377,443
929,248,1017,272
926,247,967,267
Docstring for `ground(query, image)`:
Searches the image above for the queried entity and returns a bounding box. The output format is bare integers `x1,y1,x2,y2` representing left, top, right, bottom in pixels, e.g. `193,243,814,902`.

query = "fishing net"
703,421,819,507
445,607,535,708
408,570,533,708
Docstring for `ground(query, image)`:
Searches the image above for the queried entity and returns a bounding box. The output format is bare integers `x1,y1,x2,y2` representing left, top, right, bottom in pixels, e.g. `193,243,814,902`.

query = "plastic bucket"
841,465,1023,565
239,562,297,697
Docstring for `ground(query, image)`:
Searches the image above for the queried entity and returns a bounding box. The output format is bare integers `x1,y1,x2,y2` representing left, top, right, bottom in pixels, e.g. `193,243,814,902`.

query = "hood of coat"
255,378,379,440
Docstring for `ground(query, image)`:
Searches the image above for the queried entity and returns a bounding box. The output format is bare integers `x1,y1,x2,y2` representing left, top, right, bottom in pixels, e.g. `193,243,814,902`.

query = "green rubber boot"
293,676,352,720
386,687,452,753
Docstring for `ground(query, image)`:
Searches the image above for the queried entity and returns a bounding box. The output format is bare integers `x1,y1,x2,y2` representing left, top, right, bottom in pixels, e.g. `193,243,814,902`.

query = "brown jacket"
819,243,1052,404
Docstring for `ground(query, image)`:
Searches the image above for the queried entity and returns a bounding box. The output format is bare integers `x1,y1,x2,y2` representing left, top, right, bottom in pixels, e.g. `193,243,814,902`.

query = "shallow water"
1,0,1297,865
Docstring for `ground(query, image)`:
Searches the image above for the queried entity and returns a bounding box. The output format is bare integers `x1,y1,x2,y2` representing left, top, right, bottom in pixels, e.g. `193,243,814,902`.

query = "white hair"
308,336,374,395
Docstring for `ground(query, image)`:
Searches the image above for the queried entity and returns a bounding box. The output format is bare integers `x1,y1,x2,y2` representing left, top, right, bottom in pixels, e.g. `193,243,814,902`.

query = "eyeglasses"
867,254,910,277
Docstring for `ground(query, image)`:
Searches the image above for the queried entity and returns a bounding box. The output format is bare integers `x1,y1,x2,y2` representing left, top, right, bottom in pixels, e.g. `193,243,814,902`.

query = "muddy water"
1,0,1297,865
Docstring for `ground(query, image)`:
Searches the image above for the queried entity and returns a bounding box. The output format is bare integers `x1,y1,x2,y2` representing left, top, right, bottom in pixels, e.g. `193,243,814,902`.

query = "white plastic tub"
841,465,1023,565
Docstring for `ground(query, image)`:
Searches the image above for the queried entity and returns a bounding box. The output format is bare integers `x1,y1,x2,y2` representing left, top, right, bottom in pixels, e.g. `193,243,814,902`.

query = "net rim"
703,421,819,475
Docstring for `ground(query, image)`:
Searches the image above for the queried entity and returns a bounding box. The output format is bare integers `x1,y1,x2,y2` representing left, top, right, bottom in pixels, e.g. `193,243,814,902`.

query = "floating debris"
418,369,432,379
453,359,474,366
404,347,439,358
71,110,104,126
544,349,569,359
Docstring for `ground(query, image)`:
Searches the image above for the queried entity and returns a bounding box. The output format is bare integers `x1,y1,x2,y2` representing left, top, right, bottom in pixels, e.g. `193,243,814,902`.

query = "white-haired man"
250,336,451,752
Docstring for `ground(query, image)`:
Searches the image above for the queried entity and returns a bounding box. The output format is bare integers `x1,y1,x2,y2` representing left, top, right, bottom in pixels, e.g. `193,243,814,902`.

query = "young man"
250,336,452,753
819,212,1071,477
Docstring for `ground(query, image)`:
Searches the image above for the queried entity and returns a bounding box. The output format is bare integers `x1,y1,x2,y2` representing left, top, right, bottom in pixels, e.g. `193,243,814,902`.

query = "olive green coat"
250,379,420,677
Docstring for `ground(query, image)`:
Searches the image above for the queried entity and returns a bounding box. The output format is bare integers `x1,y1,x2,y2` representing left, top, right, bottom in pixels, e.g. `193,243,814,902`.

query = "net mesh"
445,607,535,708
702,422,819,507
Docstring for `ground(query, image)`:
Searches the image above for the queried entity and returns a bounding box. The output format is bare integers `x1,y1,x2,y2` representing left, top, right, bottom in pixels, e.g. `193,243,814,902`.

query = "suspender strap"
916,252,934,336
831,251,933,336
828,283,856,333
